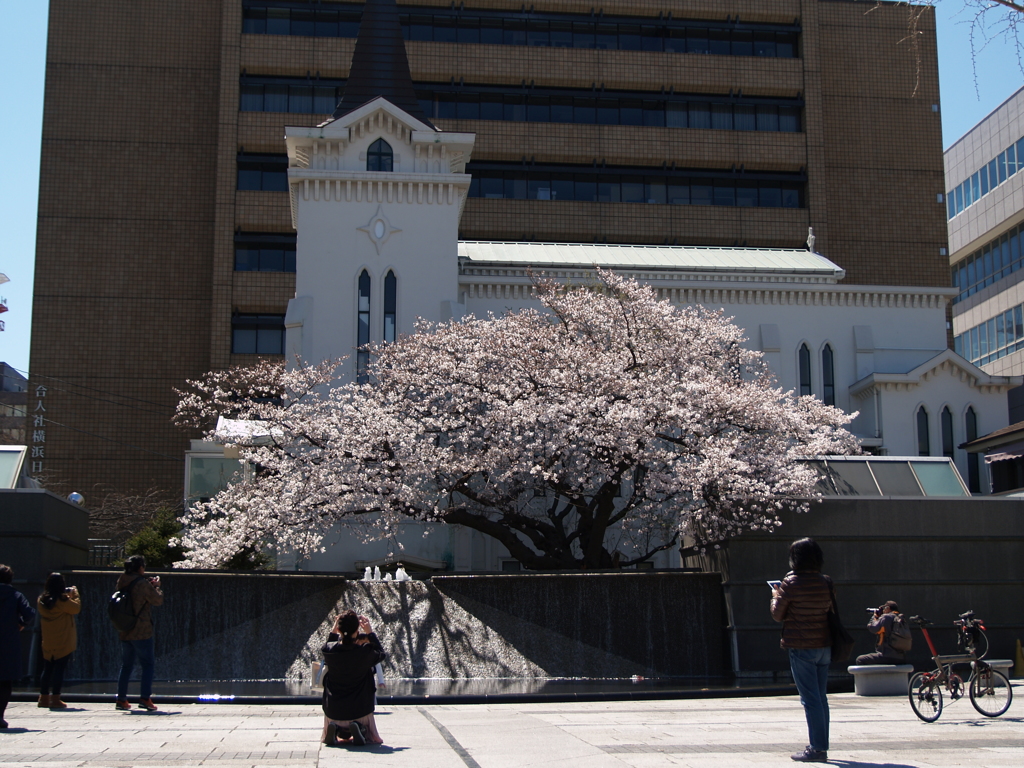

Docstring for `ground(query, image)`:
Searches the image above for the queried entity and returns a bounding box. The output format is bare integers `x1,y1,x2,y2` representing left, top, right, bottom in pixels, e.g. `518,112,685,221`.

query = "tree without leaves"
880,1,1024,95
173,271,859,570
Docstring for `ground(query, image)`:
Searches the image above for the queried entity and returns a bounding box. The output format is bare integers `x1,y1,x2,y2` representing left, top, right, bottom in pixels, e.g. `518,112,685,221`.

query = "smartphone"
767,580,781,590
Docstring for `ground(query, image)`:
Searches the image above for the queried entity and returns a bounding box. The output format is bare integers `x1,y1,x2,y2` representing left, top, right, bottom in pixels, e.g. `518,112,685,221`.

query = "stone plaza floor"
1,686,1021,767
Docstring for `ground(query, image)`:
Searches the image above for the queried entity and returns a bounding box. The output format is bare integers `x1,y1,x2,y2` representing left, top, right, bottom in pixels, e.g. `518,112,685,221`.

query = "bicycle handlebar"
909,615,932,627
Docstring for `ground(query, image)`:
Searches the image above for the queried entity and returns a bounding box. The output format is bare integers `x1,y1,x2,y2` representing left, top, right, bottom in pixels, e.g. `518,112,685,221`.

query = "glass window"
753,31,776,57
526,20,549,47
574,176,597,202
642,100,665,127
941,407,954,459
595,23,617,50
551,177,574,201
574,97,597,124
955,184,963,214
711,103,732,130
457,17,480,44
869,461,922,495
778,106,800,132
829,461,881,496
966,407,980,493
989,159,999,189
689,102,711,129
731,31,753,56
666,102,687,128
687,28,709,54
917,407,930,456
266,8,290,35
457,96,481,120
367,139,393,172
232,314,284,354
822,345,835,406
383,270,397,343
526,97,550,122
690,183,712,206
620,99,643,126
736,184,758,207
911,461,968,497
290,85,312,114
759,186,782,207
313,86,337,114
709,29,730,56
550,22,572,48
668,183,689,205
618,24,642,51
264,84,289,113
734,105,756,131
798,344,811,396
713,183,735,206
240,83,264,111
999,150,1008,183
981,164,990,195
621,176,645,203
357,271,371,384
573,22,595,49
1016,139,1024,173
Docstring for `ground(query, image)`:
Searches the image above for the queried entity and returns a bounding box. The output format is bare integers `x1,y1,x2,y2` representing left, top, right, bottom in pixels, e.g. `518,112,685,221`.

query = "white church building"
188,0,1019,573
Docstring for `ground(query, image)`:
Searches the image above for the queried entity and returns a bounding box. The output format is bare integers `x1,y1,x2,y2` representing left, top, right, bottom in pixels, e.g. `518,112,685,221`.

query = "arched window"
383,270,397,343
966,407,980,493
357,270,371,383
367,138,393,172
941,407,954,459
798,344,812,396
916,406,930,456
821,344,835,406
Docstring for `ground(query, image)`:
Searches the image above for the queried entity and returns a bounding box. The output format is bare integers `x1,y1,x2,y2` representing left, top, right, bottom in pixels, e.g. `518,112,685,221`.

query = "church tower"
283,0,475,379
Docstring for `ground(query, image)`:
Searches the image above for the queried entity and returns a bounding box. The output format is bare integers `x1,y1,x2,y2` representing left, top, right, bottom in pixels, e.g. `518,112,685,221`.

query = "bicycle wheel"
969,668,1012,717
909,671,943,722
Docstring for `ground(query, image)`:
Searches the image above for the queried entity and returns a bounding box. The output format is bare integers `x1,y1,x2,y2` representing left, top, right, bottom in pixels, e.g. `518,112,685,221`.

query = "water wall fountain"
62,571,726,683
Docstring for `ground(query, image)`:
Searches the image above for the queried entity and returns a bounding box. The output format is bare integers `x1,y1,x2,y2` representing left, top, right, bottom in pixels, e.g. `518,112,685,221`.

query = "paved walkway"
1,687,1021,767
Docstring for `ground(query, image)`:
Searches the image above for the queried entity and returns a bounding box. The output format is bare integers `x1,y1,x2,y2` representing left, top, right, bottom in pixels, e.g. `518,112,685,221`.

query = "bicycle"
907,611,1012,722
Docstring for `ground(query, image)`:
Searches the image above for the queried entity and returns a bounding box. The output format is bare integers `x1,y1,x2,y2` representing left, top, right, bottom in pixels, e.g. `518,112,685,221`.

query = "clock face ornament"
358,205,401,254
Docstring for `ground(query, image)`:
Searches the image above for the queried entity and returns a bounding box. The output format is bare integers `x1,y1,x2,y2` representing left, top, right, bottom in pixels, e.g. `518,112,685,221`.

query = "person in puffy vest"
37,572,81,709
771,537,833,764
855,600,907,665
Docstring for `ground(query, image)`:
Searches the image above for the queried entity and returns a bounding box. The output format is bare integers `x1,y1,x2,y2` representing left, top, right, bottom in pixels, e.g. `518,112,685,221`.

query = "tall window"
916,407,930,456
798,344,811,396
357,270,371,384
941,407,954,460
966,407,980,493
821,344,835,406
383,271,397,343
367,139,393,172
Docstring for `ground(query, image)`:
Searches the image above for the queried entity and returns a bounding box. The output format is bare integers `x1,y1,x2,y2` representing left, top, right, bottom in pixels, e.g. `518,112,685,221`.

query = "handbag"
826,577,855,663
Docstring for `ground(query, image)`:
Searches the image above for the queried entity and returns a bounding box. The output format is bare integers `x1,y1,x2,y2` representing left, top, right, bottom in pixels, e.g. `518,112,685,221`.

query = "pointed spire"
333,0,435,129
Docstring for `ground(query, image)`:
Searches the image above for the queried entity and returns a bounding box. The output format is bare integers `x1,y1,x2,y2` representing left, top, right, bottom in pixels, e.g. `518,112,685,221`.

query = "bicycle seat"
909,615,932,626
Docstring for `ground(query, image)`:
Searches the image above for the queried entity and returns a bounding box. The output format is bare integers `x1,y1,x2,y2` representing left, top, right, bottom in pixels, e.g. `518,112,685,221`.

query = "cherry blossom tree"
173,271,859,570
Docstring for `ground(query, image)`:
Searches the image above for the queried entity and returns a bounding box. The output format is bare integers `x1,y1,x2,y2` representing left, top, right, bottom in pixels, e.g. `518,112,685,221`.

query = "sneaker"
115,700,131,711
791,747,828,763
138,698,158,711
324,722,338,745
349,720,367,746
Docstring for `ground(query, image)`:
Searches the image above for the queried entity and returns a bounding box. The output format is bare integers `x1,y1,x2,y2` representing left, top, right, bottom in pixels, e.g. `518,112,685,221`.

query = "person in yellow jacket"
37,572,81,709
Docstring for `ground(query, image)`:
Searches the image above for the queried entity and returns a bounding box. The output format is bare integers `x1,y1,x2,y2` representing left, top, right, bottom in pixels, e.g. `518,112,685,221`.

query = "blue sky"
2,2,1023,377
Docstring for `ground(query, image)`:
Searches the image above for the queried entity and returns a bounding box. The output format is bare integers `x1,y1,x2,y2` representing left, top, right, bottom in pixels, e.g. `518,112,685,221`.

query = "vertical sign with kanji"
32,385,47,475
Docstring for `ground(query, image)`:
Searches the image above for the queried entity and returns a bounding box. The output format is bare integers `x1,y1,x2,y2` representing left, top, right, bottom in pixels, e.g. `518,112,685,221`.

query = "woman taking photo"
37,572,81,709
770,538,833,763
320,610,385,746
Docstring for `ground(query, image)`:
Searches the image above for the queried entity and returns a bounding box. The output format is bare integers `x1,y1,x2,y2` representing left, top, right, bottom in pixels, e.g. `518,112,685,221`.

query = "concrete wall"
712,496,1024,673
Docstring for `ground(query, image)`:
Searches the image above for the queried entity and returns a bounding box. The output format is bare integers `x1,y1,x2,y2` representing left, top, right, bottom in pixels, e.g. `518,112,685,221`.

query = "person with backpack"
855,600,911,664
113,555,163,712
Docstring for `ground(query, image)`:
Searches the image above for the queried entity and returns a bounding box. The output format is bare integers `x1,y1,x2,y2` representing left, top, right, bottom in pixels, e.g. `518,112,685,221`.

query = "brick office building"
31,0,947,497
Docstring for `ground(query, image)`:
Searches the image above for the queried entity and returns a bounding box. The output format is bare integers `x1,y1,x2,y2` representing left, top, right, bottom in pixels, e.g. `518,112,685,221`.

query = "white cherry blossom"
173,270,858,569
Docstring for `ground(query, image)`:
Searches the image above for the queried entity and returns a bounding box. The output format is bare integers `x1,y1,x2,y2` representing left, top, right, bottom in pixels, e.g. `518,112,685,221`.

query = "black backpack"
108,576,144,633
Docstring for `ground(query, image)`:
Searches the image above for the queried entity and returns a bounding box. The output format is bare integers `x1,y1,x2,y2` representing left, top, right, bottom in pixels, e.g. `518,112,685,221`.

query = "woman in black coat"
321,610,385,746
1,564,37,729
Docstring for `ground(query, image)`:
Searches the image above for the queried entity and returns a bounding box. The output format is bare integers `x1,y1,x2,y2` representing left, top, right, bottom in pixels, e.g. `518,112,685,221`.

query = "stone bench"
848,664,914,696
985,659,1013,683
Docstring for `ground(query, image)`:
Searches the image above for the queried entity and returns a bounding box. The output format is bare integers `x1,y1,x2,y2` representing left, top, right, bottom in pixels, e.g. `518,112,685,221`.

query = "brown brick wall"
30,0,950,498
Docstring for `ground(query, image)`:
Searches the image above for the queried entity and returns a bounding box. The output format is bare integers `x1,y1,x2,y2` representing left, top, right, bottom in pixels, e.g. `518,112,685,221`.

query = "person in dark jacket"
855,600,906,665
321,610,385,746
771,538,833,763
1,564,36,729
114,555,163,712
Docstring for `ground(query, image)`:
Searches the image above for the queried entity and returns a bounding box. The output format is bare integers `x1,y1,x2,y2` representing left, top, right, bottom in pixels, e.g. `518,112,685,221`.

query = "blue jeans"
788,646,830,752
117,638,155,700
